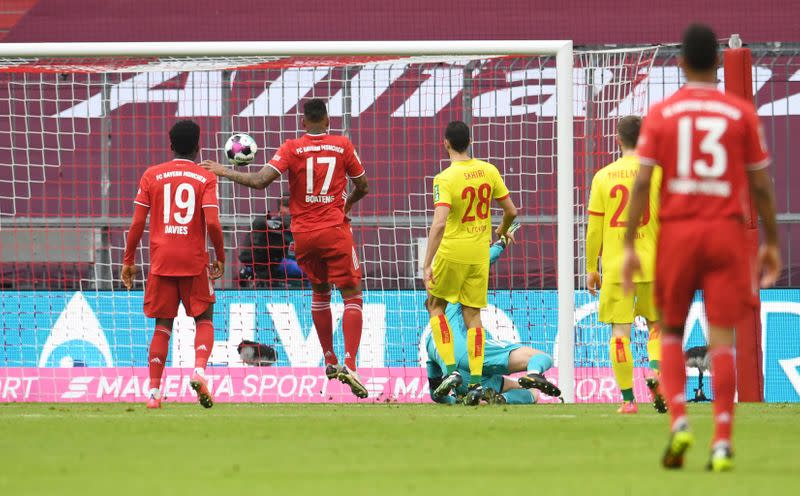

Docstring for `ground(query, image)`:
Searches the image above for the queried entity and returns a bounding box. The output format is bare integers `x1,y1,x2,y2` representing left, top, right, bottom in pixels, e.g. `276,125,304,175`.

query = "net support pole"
556,41,576,403
219,70,235,289
724,36,764,402
94,74,113,290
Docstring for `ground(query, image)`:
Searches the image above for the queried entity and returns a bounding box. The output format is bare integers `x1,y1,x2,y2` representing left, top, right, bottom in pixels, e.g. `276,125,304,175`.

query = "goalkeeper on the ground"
425,225,561,405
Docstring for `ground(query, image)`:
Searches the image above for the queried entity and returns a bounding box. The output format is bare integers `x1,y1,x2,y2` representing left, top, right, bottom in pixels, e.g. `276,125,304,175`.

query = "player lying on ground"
423,121,518,406
586,115,666,415
622,24,781,471
426,231,561,405
121,120,225,410
201,99,370,398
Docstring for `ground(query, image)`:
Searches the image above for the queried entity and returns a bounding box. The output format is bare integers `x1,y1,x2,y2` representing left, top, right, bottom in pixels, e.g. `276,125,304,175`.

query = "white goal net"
0,42,658,404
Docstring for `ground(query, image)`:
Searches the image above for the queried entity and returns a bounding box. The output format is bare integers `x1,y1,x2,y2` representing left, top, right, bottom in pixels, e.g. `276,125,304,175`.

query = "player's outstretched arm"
121,204,149,290
748,167,782,287
344,174,369,214
200,161,280,190
621,165,654,293
494,196,518,243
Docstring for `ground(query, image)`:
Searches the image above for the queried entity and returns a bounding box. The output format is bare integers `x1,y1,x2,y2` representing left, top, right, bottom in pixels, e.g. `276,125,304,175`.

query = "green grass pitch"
1,402,798,496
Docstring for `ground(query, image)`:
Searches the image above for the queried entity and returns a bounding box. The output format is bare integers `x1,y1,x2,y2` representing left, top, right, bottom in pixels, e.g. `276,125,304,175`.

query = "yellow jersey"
586,155,661,283
433,158,510,264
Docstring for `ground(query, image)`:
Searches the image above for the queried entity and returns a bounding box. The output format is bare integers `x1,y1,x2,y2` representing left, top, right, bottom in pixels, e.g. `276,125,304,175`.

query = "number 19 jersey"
433,158,510,264
134,159,219,276
587,155,661,283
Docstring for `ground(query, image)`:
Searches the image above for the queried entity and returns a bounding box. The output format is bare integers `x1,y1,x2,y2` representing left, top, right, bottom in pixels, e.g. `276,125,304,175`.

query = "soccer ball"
225,133,258,165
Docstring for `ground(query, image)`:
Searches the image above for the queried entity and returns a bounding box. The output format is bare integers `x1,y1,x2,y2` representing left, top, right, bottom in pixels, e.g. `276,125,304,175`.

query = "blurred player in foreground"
622,24,781,471
426,226,561,405
202,99,370,398
121,120,225,409
586,115,666,414
422,121,518,406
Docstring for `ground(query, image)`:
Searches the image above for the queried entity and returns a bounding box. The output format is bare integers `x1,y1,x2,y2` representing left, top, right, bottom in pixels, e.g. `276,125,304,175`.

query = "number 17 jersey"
433,158,510,264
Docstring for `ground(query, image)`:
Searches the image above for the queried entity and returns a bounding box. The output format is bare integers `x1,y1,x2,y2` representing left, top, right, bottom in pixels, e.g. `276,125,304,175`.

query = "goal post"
0,39,591,403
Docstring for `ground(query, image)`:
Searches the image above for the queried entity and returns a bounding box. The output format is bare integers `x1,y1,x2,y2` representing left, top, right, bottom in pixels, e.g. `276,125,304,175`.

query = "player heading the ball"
586,115,666,415
422,121,518,406
622,24,781,471
202,99,371,399
121,119,226,410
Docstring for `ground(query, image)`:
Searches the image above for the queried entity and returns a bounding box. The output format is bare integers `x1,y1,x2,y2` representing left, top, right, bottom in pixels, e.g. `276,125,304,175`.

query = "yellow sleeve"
586,174,604,273
586,215,604,273
433,174,452,207
492,167,510,200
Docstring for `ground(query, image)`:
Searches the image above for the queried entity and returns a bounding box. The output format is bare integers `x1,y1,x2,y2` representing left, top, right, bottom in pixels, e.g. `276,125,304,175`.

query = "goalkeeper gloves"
495,220,521,248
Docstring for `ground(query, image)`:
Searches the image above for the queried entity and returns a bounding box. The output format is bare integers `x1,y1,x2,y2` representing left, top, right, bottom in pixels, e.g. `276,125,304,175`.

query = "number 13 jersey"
636,82,770,223
587,155,662,283
134,158,219,276
433,158,510,264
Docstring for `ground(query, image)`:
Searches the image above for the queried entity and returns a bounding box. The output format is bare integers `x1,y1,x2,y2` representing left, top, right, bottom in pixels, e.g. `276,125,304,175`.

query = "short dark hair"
617,116,642,149
169,120,200,156
445,121,470,153
303,99,328,123
681,24,719,72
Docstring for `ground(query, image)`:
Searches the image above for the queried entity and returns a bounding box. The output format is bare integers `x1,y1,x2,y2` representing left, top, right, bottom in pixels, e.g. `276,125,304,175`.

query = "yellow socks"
647,323,662,372
467,327,484,385
430,315,456,374
610,336,635,402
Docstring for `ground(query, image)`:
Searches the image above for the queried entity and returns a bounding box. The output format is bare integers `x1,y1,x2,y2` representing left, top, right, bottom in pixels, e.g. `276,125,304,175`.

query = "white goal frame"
0,40,576,402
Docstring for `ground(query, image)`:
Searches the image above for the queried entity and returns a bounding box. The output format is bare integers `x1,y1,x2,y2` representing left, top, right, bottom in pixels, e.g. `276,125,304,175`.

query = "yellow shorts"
428,256,489,308
598,282,659,324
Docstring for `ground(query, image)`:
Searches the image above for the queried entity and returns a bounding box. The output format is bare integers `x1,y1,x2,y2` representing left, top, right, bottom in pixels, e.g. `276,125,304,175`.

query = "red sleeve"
743,106,771,170
204,206,225,263
134,172,151,207
636,109,661,166
202,176,220,209
123,204,149,265
267,142,292,175
345,140,365,179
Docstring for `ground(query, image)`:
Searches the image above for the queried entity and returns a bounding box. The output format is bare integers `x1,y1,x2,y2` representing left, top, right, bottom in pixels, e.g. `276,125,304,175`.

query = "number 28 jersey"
433,158,510,264
636,83,771,223
134,159,219,276
268,133,365,233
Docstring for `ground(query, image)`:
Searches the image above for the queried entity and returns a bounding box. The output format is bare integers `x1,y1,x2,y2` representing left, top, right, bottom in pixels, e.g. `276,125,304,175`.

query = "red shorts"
144,269,216,318
656,219,756,328
293,224,362,288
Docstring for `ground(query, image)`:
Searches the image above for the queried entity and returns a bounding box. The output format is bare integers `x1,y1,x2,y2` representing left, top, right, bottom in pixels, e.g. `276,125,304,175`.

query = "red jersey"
636,83,770,222
132,159,219,276
267,133,365,233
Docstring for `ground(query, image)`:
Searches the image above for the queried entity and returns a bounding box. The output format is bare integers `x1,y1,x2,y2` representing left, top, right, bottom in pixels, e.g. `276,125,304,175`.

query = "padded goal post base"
723,42,764,402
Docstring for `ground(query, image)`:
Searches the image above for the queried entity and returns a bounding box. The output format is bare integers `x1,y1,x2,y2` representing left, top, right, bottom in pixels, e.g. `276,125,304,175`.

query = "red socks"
710,346,736,445
312,291,337,365
342,293,363,371
660,333,687,430
194,319,214,369
148,325,171,389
